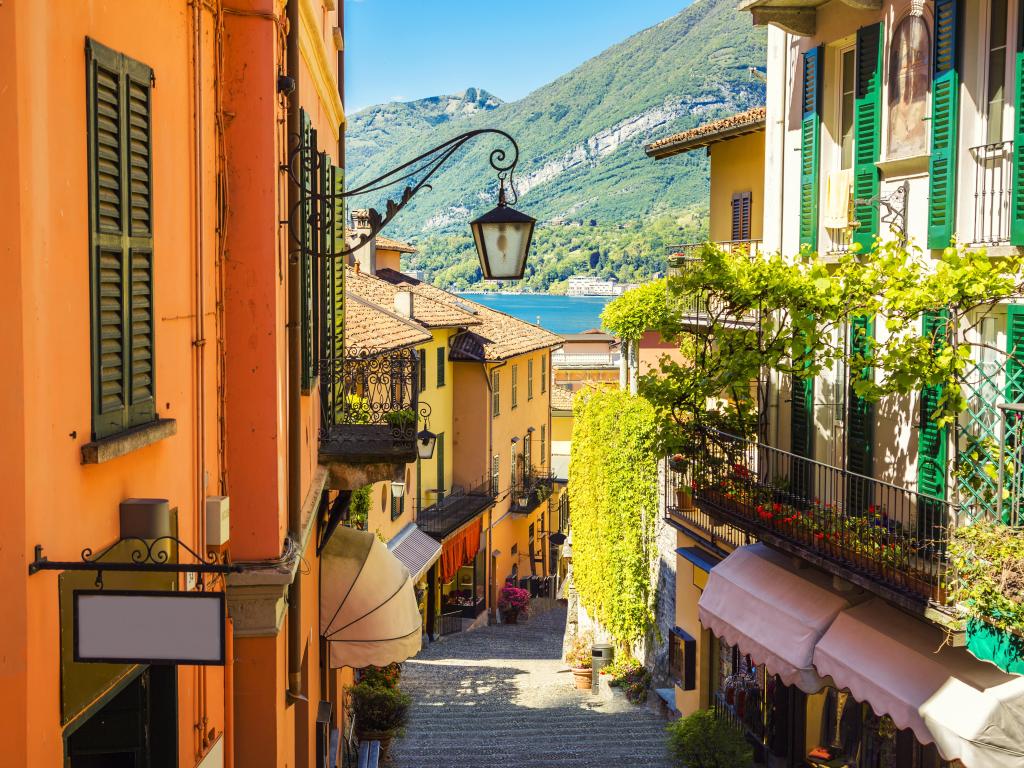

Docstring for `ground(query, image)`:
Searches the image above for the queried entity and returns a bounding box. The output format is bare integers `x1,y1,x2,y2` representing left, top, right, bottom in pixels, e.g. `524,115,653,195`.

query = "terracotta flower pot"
676,488,694,511
571,667,593,690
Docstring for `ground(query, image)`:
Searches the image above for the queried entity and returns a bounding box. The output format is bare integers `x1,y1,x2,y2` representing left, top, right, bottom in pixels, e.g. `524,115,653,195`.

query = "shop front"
426,517,486,638
698,544,1024,768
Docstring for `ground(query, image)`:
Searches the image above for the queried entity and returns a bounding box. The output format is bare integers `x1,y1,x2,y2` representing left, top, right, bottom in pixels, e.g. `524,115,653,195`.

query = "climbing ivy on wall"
568,389,660,647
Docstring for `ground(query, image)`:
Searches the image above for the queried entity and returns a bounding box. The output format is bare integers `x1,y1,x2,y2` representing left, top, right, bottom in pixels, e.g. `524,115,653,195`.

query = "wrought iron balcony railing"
417,477,495,540
511,467,554,515
319,347,419,465
665,460,753,552
686,428,957,610
666,241,762,327
969,141,1013,246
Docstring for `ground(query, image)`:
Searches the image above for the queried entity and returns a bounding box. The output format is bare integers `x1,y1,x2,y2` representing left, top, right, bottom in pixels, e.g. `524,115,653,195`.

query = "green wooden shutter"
299,113,315,392
332,165,345,366
790,375,814,459
1012,18,1024,243
799,47,823,251
928,0,960,249
852,24,882,253
1007,305,1024,402
846,316,874,512
918,311,949,538
87,39,156,440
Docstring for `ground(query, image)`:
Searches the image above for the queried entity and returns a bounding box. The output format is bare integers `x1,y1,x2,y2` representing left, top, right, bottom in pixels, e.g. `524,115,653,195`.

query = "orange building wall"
375,248,403,273
0,1,225,765
638,329,687,375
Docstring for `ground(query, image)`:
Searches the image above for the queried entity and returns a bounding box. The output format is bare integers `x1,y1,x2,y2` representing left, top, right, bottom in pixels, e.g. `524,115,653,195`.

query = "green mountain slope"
346,0,765,289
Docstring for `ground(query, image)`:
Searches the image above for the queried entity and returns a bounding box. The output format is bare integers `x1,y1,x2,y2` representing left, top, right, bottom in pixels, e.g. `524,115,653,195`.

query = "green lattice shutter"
86,39,156,440
1007,305,1024,402
799,46,823,251
332,165,346,365
927,0,960,249
1012,22,1024,244
918,311,949,539
852,24,882,253
847,316,874,511
299,112,314,391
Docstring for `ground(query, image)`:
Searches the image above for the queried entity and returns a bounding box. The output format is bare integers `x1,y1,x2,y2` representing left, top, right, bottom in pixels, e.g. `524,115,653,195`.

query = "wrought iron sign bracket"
286,127,521,259
29,537,242,590
853,180,909,244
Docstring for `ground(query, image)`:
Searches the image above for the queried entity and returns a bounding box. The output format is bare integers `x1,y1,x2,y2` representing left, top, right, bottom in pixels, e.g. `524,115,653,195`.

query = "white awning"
813,599,1024,768
320,525,422,669
697,543,850,693
388,524,442,583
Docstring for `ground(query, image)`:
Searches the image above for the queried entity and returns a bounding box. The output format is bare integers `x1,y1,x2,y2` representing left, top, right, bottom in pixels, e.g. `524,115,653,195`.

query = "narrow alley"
390,606,671,768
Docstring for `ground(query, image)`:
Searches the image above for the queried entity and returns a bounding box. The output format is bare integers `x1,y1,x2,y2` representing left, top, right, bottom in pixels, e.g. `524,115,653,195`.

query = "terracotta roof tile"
375,236,417,254
645,106,766,158
550,384,575,412
346,267,481,328
345,293,432,353
373,269,564,362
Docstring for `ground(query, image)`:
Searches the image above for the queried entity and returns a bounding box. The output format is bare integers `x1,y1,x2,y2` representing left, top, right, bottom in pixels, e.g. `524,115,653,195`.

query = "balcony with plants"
510,466,554,515
319,346,419,484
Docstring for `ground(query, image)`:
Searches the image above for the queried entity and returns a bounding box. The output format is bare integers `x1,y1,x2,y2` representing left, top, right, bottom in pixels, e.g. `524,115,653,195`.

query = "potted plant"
384,408,416,431
565,634,593,690
498,584,530,624
349,681,411,761
604,655,652,704
667,709,753,768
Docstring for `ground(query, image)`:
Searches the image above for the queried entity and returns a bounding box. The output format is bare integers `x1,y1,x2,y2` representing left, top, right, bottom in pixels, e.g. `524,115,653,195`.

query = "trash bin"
591,643,614,694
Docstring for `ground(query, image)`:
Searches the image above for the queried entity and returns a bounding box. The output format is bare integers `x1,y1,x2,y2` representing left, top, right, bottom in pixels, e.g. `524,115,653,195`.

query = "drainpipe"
286,0,304,703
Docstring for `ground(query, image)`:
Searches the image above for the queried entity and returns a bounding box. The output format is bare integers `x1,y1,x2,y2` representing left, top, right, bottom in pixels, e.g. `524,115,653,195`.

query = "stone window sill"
81,418,177,465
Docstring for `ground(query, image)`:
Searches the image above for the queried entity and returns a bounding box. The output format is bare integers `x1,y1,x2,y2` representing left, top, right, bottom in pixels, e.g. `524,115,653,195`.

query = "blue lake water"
459,293,614,335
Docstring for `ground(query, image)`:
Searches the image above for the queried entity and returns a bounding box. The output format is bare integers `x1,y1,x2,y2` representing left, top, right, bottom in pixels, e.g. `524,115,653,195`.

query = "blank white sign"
75,591,224,665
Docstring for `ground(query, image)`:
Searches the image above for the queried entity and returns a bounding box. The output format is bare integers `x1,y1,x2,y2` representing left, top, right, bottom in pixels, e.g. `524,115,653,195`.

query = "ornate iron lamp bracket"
853,180,909,245
285,128,521,259
29,537,241,590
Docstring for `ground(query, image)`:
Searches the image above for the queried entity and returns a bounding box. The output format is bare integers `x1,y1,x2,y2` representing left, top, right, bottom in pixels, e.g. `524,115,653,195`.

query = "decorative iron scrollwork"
29,537,241,590
285,128,521,260
854,180,909,245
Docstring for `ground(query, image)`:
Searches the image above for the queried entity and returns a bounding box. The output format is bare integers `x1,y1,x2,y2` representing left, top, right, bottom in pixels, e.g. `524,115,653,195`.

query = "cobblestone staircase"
390,605,672,768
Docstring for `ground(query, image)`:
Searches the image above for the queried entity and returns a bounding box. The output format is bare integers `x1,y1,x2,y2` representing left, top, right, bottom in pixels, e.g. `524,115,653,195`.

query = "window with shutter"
790,336,815,499
436,346,446,387
87,39,156,440
846,316,875,512
541,354,547,394
800,47,823,250
511,364,518,408
540,425,546,465
852,23,882,253
492,371,500,415
528,359,534,400
1007,305,1024,402
918,311,949,540
491,454,500,496
731,192,752,242
299,112,315,392
1011,4,1024,243
418,348,427,393
928,0,961,249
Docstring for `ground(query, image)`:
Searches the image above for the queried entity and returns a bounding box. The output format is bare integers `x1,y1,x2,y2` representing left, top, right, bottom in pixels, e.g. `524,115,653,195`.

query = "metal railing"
417,477,495,539
666,241,762,325
319,347,419,460
665,461,752,551
551,351,622,368
689,428,956,607
511,467,554,514
969,141,1013,246
439,610,463,637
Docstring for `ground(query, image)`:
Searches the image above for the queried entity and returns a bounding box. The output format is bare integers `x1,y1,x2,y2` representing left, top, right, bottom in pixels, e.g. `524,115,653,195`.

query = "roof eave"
646,121,766,159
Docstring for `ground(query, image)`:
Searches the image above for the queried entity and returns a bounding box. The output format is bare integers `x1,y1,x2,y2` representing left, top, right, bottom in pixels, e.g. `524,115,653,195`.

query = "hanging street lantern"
391,481,406,499
470,183,536,281
416,426,437,460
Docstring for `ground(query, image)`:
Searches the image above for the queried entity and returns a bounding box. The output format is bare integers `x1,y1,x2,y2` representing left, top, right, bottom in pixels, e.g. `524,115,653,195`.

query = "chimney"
354,260,360,274
394,290,414,319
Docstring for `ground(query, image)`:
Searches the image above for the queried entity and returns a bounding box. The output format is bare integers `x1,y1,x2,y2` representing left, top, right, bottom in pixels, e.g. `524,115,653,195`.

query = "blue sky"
344,0,691,112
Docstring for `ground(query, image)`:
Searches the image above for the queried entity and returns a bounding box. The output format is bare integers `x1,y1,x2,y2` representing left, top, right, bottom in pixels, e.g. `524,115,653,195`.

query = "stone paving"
390,605,672,768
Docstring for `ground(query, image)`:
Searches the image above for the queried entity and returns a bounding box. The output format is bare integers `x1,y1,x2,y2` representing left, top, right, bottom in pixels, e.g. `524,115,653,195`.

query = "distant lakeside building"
565,275,638,297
